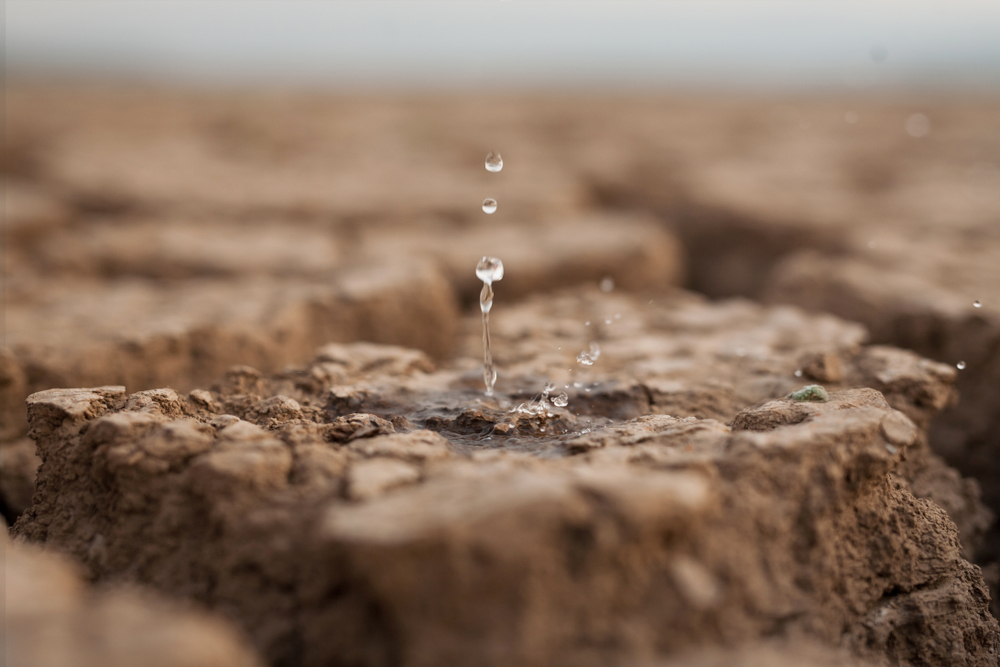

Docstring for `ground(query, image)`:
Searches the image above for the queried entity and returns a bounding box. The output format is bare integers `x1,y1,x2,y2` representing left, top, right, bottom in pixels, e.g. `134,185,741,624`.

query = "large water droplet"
476,256,504,285
973,300,982,308
552,393,569,407
477,256,504,396
600,277,615,292
482,198,497,214
485,152,503,172
956,361,966,370
576,352,594,366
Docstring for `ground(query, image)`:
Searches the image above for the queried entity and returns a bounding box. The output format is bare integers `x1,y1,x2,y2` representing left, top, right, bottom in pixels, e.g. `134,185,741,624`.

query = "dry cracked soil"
3,83,1000,666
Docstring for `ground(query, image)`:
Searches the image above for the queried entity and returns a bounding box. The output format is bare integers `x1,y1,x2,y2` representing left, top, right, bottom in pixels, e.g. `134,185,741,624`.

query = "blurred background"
3,0,1000,585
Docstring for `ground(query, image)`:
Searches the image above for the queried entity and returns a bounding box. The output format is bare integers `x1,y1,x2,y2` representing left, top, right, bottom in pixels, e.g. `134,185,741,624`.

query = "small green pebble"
789,385,829,402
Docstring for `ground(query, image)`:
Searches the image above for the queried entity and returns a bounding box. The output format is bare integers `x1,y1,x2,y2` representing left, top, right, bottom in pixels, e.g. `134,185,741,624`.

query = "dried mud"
4,85,1000,665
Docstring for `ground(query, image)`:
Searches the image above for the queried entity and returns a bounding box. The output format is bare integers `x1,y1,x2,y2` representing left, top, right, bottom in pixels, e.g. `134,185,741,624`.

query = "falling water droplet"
600,277,615,292
576,352,594,366
794,369,803,377
485,152,503,172
573,382,583,388
482,198,498,214
477,256,504,396
973,300,982,308
552,393,569,407
957,361,966,370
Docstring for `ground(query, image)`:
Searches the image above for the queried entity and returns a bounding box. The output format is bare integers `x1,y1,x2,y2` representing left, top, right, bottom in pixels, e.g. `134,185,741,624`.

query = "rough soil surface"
4,518,262,667
13,290,998,666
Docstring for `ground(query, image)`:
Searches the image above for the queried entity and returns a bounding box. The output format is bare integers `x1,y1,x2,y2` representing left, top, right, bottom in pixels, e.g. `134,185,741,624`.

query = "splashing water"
482,198,498,214
576,342,601,366
552,393,569,407
478,257,504,396
485,152,503,172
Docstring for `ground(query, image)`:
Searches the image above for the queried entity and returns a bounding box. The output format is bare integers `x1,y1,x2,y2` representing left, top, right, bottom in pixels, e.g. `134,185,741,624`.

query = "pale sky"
6,1,1000,90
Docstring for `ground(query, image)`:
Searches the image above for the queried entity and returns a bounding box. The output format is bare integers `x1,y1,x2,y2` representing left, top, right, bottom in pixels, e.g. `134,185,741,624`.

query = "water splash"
477,257,504,396
576,342,601,366
552,393,569,407
482,198,498,214
485,152,503,172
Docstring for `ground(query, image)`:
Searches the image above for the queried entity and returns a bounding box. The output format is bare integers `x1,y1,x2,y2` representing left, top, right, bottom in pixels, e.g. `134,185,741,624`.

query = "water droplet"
576,352,594,366
543,382,556,396
589,342,601,360
477,257,504,396
540,427,546,433
605,317,612,325
973,300,982,308
845,111,859,124
552,393,569,407
476,256,504,285
957,361,966,370
573,382,583,388
905,113,930,138
794,369,803,378
585,321,591,327
600,277,615,292
482,198,498,214
485,152,503,172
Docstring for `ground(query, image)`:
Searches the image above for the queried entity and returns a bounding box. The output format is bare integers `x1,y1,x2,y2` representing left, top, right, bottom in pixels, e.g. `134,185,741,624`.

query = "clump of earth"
4,85,1000,665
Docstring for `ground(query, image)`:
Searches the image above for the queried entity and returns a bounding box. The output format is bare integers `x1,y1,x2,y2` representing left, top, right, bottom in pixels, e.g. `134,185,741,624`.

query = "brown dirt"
4,517,263,667
12,290,999,666
4,83,1000,663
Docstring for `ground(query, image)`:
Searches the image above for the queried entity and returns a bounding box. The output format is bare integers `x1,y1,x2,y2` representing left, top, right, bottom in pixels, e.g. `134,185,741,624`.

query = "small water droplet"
482,198,498,214
973,300,982,308
794,369,803,377
576,352,594,366
543,382,556,395
485,151,503,172
540,427,546,433
605,317,612,325
476,256,504,285
585,321,591,327
957,361,966,370
584,388,591,393
589,342,601,360
573,382,583,388
600,277,615,292
552,393,569,407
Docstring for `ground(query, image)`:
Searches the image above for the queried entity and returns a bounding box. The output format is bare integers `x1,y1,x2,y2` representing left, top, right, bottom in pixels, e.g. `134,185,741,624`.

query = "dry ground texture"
4,82,1000,666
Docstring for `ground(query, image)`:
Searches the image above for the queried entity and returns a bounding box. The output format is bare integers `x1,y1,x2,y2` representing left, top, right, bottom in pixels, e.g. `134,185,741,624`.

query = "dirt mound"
4,517,261,667
13,291,997,666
